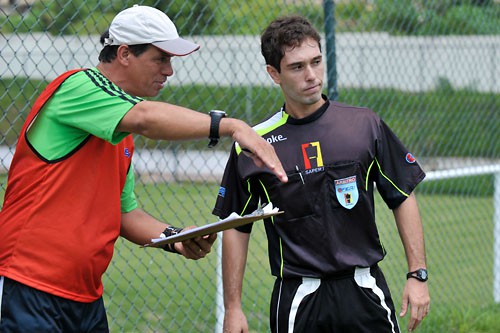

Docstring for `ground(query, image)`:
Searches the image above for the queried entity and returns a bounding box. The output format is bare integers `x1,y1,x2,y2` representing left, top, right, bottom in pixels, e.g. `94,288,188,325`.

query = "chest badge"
334,176,359,209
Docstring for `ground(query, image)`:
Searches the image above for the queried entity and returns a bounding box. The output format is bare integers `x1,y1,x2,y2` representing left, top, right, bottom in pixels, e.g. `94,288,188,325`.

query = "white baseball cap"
104,5,200,56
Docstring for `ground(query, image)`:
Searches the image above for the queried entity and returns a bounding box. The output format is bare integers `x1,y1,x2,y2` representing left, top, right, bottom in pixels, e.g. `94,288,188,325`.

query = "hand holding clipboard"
142,203,283,248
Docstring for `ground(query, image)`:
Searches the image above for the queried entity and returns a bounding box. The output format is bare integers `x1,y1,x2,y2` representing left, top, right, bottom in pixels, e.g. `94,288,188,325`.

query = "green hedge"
1,78,499,159
2,0,500,36
342,0,500,35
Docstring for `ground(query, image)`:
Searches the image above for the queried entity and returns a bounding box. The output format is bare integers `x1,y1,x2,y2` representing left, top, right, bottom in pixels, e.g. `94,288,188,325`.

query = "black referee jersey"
213,98,425,279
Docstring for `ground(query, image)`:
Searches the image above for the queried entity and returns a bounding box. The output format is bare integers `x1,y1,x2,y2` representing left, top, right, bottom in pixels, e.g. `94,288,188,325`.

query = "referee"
213,15,430,333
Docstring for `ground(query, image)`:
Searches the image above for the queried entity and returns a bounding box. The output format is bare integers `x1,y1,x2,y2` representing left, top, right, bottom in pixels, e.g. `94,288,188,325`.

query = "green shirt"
26,68,143,212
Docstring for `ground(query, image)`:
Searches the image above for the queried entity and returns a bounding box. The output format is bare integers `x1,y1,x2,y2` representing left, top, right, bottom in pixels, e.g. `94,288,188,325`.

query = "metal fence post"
323,0,338,101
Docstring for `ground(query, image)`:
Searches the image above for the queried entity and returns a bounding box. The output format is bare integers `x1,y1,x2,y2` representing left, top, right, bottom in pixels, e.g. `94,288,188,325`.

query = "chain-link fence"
1,0,500,332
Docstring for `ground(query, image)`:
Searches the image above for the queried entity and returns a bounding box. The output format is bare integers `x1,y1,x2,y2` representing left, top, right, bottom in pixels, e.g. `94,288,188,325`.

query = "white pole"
215,231,224,332
494,173,500,302
424,164,500,181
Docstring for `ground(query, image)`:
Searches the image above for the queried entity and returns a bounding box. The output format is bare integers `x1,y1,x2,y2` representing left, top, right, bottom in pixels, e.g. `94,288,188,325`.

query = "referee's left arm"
393,193,430,332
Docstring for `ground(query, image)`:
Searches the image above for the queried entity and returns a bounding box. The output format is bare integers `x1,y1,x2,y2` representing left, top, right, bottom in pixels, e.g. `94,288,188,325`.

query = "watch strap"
208,110,226,148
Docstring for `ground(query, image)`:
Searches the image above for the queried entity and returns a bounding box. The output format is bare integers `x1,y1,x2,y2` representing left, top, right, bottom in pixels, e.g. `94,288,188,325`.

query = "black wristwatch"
208,110,227,148
161,226,184,254
161,226,184,238
406,268,428,282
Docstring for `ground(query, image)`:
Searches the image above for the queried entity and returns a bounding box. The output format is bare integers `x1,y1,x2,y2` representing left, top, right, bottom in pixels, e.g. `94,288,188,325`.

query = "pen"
296,165,305,184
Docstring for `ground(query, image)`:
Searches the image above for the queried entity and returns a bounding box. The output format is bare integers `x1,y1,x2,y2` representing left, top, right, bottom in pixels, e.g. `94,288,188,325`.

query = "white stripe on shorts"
287,277,321,333
354,267,399,333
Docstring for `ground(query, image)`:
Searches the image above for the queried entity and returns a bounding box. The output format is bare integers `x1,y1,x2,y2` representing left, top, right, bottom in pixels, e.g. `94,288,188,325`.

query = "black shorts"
0,276,109,333
270,266,400,333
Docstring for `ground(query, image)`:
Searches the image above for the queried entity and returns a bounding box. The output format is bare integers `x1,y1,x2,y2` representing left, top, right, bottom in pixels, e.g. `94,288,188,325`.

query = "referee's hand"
400,279,430,331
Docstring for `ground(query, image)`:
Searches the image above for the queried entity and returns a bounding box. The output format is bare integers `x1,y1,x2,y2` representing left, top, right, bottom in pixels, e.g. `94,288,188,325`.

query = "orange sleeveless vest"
0,69,134,302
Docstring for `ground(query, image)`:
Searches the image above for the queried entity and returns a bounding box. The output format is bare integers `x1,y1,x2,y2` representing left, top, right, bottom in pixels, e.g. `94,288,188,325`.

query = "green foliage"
335,0,374,31
0,0,214,35
441,5,500,35
370,0,422,35
205,0,323,35
336,87,500,158
0,0,324,36
3,0,114,35
147,0,216,35
207,0,283,35
367,0,500,35
2,78,499,159
2,0,499,35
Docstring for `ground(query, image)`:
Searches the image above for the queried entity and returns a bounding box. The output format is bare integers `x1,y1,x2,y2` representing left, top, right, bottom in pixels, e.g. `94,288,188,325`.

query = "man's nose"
162,62,174,76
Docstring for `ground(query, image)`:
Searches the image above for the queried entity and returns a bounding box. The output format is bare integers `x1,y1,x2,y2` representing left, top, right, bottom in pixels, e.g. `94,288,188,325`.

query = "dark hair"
98,29,151,63
260,15,321,72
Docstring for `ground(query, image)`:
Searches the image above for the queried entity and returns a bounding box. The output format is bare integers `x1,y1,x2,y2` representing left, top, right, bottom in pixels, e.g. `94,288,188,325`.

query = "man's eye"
158,57,170,63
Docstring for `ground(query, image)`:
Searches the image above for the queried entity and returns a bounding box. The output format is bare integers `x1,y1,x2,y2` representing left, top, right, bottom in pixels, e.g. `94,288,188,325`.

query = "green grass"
377,192,495,332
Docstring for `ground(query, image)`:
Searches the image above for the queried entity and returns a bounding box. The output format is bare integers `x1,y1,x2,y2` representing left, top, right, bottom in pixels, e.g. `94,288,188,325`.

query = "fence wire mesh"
1,0,499,332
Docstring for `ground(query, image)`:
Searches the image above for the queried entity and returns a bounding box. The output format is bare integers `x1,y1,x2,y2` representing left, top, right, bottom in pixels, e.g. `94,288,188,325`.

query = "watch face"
407,269,428,281
418,269,428,280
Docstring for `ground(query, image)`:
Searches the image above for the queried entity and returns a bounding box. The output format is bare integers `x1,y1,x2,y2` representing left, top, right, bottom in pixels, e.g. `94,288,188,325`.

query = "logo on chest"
301,141,323,169
334,176,359,209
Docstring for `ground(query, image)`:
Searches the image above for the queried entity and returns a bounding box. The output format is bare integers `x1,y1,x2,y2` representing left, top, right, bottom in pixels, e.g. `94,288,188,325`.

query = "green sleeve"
121,164,138,213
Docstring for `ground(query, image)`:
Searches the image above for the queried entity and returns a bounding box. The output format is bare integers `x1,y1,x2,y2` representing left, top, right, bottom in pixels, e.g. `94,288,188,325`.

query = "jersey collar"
284,94,329,125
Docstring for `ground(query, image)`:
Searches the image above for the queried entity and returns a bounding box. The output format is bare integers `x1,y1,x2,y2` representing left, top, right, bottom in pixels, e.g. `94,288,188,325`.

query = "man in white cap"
0,5,287,332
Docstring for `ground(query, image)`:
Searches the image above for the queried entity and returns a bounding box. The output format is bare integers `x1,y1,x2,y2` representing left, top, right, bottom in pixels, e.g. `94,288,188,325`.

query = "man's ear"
266,65,281,85
116,45,130,65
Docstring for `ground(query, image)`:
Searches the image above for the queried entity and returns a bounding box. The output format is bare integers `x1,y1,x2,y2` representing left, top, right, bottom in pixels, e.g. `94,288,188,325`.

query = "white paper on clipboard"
142,203,283,248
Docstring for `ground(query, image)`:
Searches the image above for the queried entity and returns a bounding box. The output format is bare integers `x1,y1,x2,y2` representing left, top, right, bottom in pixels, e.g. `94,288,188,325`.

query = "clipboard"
142,203,283,248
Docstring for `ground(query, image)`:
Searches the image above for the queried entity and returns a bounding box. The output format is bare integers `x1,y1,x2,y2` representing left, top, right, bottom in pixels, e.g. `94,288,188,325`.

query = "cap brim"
153,38,200,56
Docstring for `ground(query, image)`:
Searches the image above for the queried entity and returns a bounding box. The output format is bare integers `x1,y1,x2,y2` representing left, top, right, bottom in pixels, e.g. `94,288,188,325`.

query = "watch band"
208,110,226,148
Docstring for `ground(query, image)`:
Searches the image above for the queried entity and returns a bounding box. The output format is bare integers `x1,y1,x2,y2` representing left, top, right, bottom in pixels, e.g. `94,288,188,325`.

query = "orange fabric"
0,70,134,302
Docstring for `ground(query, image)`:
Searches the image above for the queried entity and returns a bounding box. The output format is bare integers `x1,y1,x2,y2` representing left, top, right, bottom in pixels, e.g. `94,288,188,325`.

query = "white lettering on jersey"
265,134,287,144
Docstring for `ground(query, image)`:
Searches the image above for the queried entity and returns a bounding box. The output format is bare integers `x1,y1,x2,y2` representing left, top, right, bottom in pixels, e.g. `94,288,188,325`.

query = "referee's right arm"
222,229,252,333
